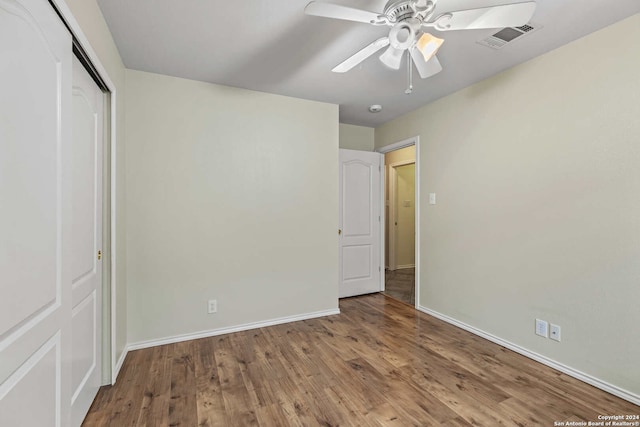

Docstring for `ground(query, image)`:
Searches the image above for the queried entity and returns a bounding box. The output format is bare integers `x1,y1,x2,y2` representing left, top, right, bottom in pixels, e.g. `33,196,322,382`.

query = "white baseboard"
111,346,128,385
396,264,415,270
417,305,640,407
127,308,340,352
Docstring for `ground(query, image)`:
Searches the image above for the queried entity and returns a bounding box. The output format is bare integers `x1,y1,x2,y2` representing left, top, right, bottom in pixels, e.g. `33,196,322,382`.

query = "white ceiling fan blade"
410,48,442,79
428,2,536,31
304,1,381,24
332,37,390,73
379,45,405,70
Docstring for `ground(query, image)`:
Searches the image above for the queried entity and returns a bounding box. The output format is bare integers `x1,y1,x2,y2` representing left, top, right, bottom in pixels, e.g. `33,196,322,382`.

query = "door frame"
376,136,420,308
388,159,416,271
49,0,120,384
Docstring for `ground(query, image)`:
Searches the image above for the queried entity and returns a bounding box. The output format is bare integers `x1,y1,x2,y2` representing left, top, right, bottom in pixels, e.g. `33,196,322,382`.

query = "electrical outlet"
550,324,561,342
535,319,548,338
207,299,217,314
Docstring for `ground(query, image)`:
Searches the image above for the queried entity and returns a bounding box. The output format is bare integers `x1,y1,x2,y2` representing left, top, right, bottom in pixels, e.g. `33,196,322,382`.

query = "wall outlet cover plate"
550,323,561,342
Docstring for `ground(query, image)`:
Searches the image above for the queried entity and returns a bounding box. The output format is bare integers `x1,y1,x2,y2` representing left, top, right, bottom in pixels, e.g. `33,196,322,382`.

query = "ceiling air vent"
477,23,541,50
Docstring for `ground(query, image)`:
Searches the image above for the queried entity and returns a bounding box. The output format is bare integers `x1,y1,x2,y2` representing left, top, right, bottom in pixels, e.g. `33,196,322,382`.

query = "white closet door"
0,0,73,426
70,56,103,427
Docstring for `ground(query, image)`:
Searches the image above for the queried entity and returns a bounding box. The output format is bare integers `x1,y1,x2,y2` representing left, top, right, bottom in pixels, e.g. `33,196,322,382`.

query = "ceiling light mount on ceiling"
305,0,537,92
369,104,383,113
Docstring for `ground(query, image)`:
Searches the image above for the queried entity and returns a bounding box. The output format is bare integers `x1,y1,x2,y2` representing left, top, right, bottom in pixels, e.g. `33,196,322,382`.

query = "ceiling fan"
305,0,537,88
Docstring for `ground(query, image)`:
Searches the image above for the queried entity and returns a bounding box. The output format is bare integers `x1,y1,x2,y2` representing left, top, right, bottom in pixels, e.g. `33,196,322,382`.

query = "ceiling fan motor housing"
384,0,436,50
383,0,436,23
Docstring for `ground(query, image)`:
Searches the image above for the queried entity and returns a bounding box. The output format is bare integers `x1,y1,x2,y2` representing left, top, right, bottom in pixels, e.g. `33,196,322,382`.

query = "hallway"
383,268,415,305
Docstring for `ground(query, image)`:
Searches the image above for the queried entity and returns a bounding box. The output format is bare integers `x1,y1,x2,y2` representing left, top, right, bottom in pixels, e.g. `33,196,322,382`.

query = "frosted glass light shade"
416,33,444,62
379,46,405,70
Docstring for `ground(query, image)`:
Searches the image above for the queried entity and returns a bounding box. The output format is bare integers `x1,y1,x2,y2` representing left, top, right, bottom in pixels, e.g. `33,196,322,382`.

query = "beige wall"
376,15,640,395
384,146,416,267
64,0,128,375
339,123,374,151
125,70,339,344
395,164,415,268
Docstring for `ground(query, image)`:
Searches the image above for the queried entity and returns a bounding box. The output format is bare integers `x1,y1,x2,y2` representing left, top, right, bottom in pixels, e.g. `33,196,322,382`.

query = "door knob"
338,229,342,235
97,250,102,260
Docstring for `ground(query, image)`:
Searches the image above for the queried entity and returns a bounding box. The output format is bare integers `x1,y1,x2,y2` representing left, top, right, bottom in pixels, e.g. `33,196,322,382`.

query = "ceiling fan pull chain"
405,51,413,94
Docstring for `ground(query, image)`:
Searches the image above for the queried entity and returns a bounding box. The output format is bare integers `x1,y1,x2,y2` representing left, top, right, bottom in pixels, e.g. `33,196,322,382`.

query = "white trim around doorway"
376,136,420,309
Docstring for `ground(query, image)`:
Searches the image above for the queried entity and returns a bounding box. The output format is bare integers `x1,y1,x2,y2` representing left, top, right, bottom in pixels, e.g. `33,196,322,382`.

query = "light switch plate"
535,319,548,338
429,193,436,204
208,299,217,314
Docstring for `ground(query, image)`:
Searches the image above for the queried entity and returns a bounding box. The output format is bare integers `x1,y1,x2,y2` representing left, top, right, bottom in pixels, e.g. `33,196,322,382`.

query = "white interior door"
70,56,103,427
339,149,382,298
0,0,73,425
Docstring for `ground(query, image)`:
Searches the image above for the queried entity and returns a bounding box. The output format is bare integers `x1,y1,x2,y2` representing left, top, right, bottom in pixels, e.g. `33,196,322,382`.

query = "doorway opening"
377,137,420,307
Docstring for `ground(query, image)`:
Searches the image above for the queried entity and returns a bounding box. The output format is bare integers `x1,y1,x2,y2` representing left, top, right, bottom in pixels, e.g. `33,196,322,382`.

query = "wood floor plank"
87,348,154,427
324,385,374,425
365,402,413,426
384,368,460,424
86,294,639,426
168,341,198,427
194,338,228,427
220,386,259,426
254,403,294,427
213,335,245,391
440,416,475,426
135,344,172,426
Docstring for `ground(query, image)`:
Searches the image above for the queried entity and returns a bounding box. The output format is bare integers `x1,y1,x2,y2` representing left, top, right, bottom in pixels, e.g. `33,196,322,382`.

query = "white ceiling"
96,0,639,127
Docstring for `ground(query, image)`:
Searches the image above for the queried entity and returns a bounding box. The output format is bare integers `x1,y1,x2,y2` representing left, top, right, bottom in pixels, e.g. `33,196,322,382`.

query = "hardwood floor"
383,268,415,306
84,294,638,426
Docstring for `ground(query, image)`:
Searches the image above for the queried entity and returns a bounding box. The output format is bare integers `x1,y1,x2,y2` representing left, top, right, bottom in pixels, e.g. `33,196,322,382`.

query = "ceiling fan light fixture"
389,21,417,50
304,0,539,94
416,32,444,62
379,45,404,70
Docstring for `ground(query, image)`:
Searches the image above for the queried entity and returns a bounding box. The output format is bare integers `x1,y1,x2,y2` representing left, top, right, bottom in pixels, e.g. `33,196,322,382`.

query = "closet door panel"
0,0,72,425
